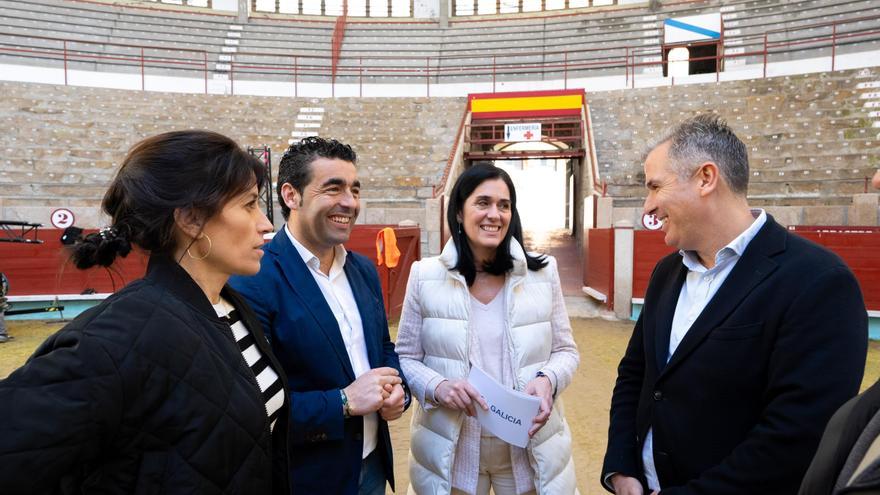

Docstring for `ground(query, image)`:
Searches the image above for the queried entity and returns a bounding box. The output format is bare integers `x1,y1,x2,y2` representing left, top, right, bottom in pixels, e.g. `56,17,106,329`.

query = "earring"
458,222,462,235
186,234,212,260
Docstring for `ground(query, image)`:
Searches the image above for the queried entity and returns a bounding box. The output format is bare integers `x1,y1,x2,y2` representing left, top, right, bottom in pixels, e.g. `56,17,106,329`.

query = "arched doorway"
457,90,595,298
492,140,570,235
668,46,690,78
463,118,589,297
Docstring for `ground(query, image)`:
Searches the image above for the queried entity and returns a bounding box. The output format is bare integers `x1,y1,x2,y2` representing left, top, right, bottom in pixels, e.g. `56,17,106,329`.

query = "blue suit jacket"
229,231,404,495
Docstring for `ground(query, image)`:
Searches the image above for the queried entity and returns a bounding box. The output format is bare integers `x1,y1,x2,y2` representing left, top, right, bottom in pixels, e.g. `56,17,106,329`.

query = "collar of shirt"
679,209,767,274
284,225,348,278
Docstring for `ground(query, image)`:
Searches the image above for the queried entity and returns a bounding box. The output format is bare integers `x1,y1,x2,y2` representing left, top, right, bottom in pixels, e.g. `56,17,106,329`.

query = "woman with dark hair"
396,163,580,494
0,130,289,495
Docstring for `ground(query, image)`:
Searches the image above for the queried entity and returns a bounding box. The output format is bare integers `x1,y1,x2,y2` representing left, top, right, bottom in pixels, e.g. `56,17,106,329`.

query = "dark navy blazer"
230,231,405,495
602,215,868,495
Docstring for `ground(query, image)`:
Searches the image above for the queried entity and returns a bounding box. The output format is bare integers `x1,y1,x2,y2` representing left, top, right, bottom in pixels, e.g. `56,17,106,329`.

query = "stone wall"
322,97,464,254
589,67,880,226
0,80,466,254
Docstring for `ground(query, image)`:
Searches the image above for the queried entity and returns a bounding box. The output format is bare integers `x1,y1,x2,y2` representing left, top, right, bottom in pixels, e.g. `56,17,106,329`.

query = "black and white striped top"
213,298,284,433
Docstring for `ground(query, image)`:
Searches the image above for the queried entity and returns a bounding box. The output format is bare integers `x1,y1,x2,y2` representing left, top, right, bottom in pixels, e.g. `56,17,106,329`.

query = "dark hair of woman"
446,163,547,286
71,130,267,269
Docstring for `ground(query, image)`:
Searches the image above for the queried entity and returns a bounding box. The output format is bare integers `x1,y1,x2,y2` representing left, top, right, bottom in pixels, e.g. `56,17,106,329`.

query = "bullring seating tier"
0,80,465,230
589,66,880,208
1,65,877,231
1,0,879,84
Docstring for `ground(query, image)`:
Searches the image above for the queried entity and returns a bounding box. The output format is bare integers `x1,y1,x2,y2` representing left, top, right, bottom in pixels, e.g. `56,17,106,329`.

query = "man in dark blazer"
601,114,868,495
230,137,409,495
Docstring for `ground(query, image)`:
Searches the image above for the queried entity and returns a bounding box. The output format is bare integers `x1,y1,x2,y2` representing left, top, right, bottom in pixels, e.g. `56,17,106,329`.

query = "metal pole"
63,40,68,86
564,51,568,89
719,19,725,83
140,47,145,91
631,51,635,89
360,57,363,97
230,60,234,95
204,51,208,94
492,55,496,93
294,55,298,97
625,46,629,86
763,33,768,78
831,23,837,71
439,194,445,248
426,57,430,97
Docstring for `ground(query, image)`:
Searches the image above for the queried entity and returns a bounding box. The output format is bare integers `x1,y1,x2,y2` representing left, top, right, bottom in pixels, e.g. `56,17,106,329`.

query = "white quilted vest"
407,240,577,494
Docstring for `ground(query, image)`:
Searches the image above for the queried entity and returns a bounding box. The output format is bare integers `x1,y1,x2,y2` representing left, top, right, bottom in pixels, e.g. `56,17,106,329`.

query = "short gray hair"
655,113,749,195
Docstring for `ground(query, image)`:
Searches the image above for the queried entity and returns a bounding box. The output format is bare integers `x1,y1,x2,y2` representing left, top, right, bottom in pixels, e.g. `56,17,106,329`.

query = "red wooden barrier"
788,226,880,311
0,229,149,296
633,230,676,298
584,228,614,308
631,227,880,311
0,225,421,319
590,227,879,312
345,225,421,320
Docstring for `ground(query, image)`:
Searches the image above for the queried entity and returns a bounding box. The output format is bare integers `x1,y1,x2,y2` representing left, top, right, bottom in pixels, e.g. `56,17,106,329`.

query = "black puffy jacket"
0,256,290,494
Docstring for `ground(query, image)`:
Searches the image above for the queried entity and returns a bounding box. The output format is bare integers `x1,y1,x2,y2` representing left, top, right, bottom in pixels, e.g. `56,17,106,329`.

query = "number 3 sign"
642,213,663,231
51,208,76,229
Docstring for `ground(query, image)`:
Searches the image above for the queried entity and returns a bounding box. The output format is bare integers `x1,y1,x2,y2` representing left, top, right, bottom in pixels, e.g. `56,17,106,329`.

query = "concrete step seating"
2,0,879,84
0,80,466,230
589,67,880,207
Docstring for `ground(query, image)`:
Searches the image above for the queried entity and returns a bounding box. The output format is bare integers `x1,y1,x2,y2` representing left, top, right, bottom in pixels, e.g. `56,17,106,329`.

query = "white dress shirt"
641,210,766,491
285,226,378,459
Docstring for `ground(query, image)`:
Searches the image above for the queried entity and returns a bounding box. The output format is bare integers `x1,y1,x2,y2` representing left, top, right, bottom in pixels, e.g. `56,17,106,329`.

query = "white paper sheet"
468,365,541,448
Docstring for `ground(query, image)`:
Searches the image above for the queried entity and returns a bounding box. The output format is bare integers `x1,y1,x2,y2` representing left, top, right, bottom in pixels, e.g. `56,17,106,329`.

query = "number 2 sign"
50,208,76,229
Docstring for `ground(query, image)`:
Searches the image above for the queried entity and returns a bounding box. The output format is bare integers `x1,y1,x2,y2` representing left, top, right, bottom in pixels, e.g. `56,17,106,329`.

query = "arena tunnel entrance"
461,90,594,296
492,147,587,297
485,141,575,234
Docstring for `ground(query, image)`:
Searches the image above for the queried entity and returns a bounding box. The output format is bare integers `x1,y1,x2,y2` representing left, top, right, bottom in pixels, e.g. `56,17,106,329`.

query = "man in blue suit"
230,137,409,495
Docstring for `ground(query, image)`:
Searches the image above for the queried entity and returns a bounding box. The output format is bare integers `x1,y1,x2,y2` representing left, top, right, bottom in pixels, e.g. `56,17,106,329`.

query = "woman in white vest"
396,164,580,495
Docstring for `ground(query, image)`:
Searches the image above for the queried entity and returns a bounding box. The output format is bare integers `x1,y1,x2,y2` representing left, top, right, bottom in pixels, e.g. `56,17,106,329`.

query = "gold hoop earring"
186,234,212,260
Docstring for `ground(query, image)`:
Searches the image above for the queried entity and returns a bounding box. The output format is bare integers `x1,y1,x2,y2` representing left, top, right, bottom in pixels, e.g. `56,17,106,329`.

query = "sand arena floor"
2,318,878,494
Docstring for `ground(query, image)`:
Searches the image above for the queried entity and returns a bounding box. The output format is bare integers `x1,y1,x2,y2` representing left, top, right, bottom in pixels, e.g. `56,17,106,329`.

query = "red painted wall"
585,228,614,308
0,229,149,296
633,231,676,298
589,227,879,312
788,227,880,311
346,225,421,320
0,225,421,318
